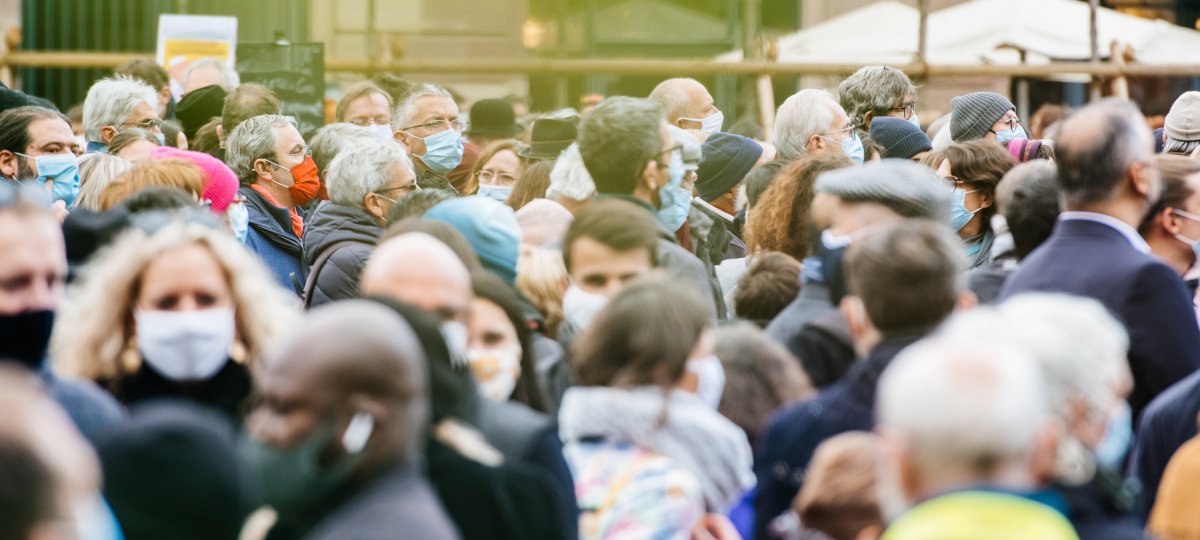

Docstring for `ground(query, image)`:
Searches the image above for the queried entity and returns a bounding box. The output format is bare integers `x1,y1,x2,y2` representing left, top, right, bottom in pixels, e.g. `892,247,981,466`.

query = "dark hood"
302,201,383,267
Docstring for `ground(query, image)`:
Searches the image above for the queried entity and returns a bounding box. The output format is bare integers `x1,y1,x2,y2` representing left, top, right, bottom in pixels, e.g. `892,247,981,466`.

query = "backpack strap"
302,240,363,309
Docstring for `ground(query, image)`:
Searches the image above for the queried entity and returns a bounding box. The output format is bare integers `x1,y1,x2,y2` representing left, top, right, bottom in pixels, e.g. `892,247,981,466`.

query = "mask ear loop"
341,411,374,454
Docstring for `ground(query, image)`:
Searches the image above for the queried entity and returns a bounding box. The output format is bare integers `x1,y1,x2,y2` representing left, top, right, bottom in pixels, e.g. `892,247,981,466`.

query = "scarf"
558,385,755,512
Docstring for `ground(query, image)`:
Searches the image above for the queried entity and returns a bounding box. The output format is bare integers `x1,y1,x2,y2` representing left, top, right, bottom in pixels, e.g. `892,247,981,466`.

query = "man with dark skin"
245,300,457,539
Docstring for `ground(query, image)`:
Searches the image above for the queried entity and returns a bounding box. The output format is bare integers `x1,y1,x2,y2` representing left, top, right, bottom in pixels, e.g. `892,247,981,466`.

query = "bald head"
255,300,427,463
1055,99,1155,209
649,78,716,127
361,232,472,323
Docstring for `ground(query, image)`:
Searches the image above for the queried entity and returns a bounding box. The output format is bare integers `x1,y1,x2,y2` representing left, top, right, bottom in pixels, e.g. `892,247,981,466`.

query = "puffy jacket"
301,201,381,308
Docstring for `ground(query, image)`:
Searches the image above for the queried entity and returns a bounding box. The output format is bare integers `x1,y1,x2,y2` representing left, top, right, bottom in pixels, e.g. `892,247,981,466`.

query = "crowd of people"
5,55,1200,540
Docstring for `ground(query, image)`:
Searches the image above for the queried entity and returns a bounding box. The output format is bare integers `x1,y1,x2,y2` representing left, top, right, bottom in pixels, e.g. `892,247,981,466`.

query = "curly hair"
744,154,853,259
52,222,300,382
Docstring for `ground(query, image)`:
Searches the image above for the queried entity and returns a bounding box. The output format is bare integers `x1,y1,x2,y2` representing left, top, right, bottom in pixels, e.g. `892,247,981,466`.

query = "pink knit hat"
150,146,239,213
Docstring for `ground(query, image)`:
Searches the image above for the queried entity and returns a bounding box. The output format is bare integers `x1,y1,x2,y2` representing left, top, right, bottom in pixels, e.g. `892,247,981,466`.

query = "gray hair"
392,83,453,131
183,58,241,91
310,122,375,177
878,334,1048,486
648,77,700,122
326,138,414,208
577,96,665,195
1164,136,1200,156
837,66,917,128
225,114,296,184
74,153,133,211
82,76,158,143
775,89,836,160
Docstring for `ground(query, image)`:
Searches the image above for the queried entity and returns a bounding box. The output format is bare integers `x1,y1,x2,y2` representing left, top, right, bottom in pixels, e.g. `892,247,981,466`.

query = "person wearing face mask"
467,139,525,202
0,106,84,210
576,96,723,318
920,140,1017,268
1140,155,1200,284
54,222,298,421
393,84,466,193
561,273,752,539
0,183,125,443
763,160,951,388
468,273,549,411
649,77,725,135
774,89,864,164
950,91,1027,144
361,232,580,533
243,301,460,539
940,294,1143,539
303,139,420,308
225,114,321,292
146,145,244,239
335,81,395,142
754,220,971,539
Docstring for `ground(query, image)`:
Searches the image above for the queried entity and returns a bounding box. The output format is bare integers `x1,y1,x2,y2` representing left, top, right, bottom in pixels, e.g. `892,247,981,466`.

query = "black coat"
999,218,1200,418
104,360,253,422
1130,370,1200,518
1055,471,1144,540
301,201,381,307
754,333,925,540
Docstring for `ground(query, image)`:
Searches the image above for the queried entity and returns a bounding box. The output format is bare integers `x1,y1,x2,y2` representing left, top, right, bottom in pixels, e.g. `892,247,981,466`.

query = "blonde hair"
515,246,567,339
74,153,133,211
467,139,524,195
53,222,300,382
97,159,206,211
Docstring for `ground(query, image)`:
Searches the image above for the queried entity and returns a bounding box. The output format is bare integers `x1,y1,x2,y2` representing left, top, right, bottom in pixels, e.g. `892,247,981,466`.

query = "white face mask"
441,321,470,367
563,285,609,331
686,354,726,409
680,110,724,135
366,123,395,142
467,346,522,402
135,307,235,382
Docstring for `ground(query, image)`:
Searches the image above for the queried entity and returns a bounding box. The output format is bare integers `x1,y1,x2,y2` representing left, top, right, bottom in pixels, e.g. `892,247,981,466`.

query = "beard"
15,155,36,181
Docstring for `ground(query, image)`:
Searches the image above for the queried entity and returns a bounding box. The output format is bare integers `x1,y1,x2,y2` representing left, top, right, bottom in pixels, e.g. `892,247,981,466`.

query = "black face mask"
0,310,55,370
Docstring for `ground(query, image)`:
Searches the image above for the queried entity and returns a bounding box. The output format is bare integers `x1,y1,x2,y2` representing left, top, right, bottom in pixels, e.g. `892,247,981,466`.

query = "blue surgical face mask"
908,113,921,128
1173,209,1200,265
19,152,79,207
477,183,514,203
656,152,690,232
1094,403,1133,470
950,186,982,232
414,128,464,175
155,132,167,145
841,132,865,164
994,125,1028,144
227,201,249,244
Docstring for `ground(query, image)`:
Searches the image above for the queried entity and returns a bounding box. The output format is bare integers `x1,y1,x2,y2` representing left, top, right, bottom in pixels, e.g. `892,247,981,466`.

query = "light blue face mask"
994,125,1028,144
227,201,250,244
841,132,865,164
477,183,514,203
949,186,982,232
414,128,464,175
155,132,166,146
1094,403,1133,470
656,152,690,232
19,152,79,207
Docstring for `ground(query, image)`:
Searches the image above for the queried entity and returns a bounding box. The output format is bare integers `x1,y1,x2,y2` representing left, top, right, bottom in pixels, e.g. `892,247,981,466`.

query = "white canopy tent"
721,0,1200,67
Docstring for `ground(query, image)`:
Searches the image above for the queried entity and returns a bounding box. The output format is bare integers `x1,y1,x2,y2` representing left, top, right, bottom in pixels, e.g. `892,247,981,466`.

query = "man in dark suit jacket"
998,99,1200,420
754,162,956,539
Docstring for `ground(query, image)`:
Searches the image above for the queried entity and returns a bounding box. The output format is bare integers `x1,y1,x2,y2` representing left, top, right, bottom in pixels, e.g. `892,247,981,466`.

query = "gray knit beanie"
950,92,1015,142
814,158,950,224
1165,91,1200,142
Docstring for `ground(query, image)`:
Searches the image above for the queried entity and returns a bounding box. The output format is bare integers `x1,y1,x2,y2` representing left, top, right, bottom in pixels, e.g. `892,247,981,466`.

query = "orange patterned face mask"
467,346,522,401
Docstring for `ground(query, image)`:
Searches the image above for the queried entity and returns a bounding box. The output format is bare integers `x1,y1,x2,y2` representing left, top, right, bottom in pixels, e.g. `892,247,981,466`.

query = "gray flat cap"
814,158,950,224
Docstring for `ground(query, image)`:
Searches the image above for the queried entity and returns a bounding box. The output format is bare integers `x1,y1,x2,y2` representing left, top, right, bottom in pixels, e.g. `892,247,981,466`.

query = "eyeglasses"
376,182,420,199
888,102,917,118
476,170,518,184
121,119,163,131
821,126,854,141
273,146,312,162
402,119,467,134
994,115,1021,133
646,144,683,168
